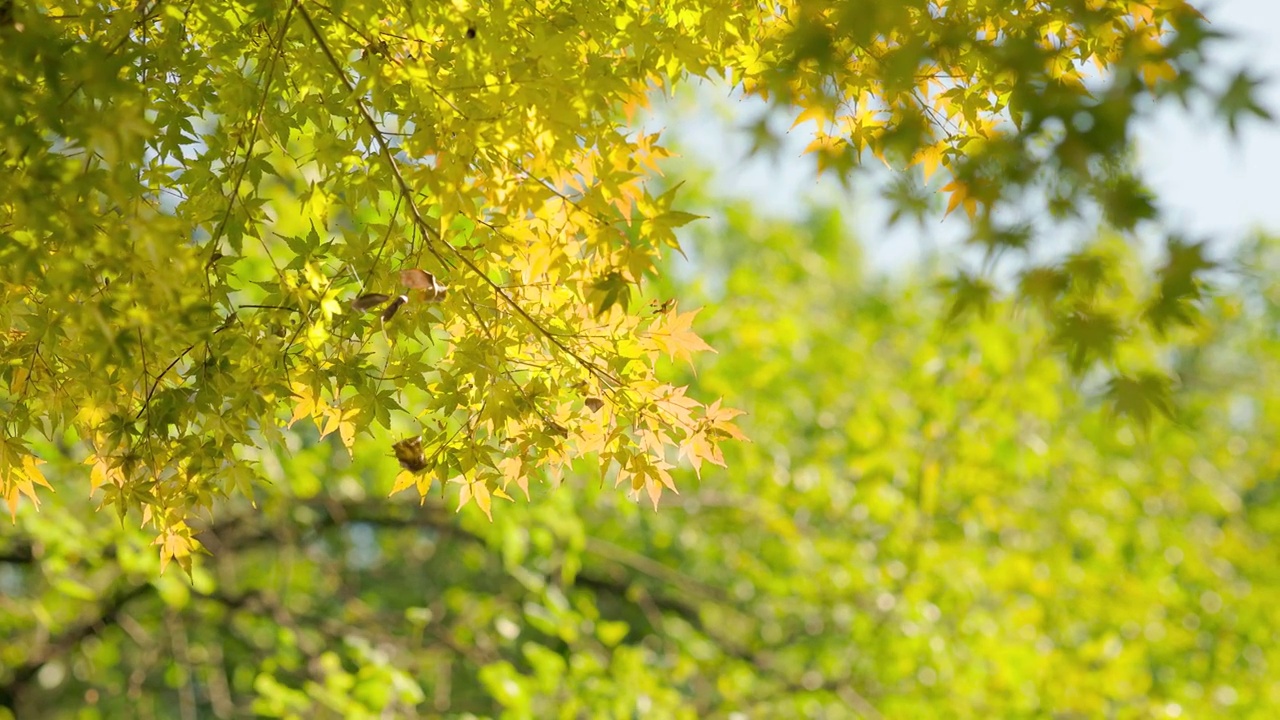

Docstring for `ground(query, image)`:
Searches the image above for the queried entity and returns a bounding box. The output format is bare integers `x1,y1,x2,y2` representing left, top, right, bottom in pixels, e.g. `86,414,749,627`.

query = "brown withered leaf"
392,437,427,473
402,269,448,302
400,269,437,289
381,295,409,322
421,283,447,303
650,298,676,315
352,293,392,312
584,397,605,412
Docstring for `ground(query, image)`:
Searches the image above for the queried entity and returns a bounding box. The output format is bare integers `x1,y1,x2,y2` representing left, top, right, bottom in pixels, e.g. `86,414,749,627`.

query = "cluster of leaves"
0,0,1266,559
1,0,754,559
2,194,1277,718
744,0,1268,426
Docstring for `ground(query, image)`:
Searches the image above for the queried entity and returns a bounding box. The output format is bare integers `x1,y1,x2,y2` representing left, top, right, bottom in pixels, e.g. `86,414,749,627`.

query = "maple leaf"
791,104,830,131
680,432,721,478
289,382,319,428
390,470,418,496
1106,372,1176,425
912,144,944,182
498,456,531,501
473,481,493,521
1,449,52,521
1218,69,1273,135
704,399,747,442
320,406,360,455
646,307,715,367
940,179,979,220
152,520,198,577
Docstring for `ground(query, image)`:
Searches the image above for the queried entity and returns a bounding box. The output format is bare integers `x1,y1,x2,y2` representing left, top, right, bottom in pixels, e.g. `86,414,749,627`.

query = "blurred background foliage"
3,175,1279,718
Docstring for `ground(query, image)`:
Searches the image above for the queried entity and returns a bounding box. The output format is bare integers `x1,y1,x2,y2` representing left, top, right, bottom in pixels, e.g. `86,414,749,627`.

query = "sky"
657,0,1280,270
1139,0,1280,238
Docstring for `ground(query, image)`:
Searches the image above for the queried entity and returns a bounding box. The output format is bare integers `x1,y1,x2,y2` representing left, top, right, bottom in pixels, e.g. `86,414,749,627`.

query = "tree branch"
0,582,155,710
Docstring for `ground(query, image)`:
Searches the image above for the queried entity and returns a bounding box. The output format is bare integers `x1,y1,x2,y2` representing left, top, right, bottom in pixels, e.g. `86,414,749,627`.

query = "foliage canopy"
0,0,1265,563
3,189,1278,717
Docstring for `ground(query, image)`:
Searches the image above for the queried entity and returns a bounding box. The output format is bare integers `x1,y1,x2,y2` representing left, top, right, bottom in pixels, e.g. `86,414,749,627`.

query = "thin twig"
205,1,297,265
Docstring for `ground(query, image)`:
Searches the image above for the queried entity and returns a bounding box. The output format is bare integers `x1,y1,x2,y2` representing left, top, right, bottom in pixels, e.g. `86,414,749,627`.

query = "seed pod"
381,294,409,322
352,293,392,312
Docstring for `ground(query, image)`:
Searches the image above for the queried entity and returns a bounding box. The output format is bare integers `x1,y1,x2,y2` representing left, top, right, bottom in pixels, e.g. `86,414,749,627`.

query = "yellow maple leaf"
152,520,197,576
791,105,829,131
10,366,29,395
647,307,715,366
457,481,473,512
21,454,51,491
473,480,493,521
75,397,111,427
645,477,663,509
498,456,530,500
390,470,417,496
1130,1,1155,25
680,432,722,478
319,406,360,455
416,473,434,497
289,382,318,427
704,399,748,442
1140,60,1177,89
802,134,856,176
654,462,677,493
941,179,979,220
3,453,52,521
85,454,121,495
913,144,944,182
